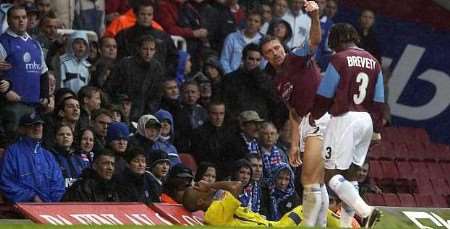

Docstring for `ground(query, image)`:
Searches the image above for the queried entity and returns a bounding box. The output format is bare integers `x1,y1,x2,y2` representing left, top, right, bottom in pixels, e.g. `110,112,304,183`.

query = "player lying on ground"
182,181,341,227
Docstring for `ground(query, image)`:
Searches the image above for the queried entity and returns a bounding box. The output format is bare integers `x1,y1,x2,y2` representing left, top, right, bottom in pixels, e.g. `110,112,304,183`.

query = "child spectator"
50,124,89,189
146,149,172,202
268,163,300,220
194,162,217,184
77,128,95,163
154,109,181,165
60,31,91,93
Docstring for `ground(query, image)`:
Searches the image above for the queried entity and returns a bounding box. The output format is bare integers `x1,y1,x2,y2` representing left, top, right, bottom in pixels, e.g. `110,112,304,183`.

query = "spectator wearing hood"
105,122,130,175
116,147,162,203
154,109,181,165
59,31,90,93
175,51,192,85
202,56,224,100
268,163,300,221
145,149,172,202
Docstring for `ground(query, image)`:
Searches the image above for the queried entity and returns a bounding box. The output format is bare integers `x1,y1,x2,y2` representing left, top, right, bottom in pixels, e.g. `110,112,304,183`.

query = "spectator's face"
249,158,263,182
274,23,288,40
100,37,117,59
152,161,170,178
72,39,88,58
48,72,56,95
275,169,290,191
237,167,251,186
144,126,160,141
205,66,220,82
291,0,305,12
129,154,146,175
208,104,225,127
94,114,112,137
357,162,369,183
37,0,51,14
42,18,59,40
120,100,132,118
160,120,171,137
8,9,27,35
262,39,286,68
112,111,122,122
110,139,128,154
163,80,179,100
360,10,375,30
316,0,327,13
201,167,216,184
325,0,337,18
27,13,39,29
55,126,73,149
80,129,94,153
259,126,279,148
243,50,262,71
261,4,272,22
61,98,80,122
182,84,200,105
84,92,101,112
139,41,156,62
136,5,154,26
94,155,115,180
245,14,262,34
241,121,259,138
273,0,288,17
24,123,43,140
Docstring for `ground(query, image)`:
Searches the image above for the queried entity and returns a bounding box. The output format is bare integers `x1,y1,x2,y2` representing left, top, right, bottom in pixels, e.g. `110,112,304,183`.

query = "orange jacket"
104,9,163,37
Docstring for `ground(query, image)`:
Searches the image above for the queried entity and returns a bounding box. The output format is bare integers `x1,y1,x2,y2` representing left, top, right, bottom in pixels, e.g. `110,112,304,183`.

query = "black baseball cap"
168,164,194,179
19,112,44,126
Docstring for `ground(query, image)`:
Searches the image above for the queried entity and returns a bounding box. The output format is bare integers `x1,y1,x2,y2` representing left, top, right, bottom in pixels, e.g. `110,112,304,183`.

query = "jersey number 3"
353,72,369,105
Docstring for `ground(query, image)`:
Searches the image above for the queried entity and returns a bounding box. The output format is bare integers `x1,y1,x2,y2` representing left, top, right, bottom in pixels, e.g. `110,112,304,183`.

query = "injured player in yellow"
183,181,340,227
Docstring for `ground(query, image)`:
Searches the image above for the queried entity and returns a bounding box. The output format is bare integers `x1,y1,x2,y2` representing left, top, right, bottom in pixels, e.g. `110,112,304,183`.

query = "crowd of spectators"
0,0,384,221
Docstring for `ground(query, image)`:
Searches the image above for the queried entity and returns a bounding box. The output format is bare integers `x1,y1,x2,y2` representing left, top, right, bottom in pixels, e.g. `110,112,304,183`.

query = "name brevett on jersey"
23,51,43,73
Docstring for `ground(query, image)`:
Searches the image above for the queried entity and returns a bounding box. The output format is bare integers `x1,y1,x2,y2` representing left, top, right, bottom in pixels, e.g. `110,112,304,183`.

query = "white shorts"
323,112,373,170
299,113,330,152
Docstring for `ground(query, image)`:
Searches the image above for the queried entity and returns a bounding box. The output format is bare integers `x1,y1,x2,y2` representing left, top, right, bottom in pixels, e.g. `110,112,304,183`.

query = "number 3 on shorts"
325,146,332,159
353,72,369,105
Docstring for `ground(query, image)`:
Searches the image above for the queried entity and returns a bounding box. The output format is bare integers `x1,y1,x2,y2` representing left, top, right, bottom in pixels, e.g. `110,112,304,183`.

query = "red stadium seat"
413,179,434,194
398,193,416,207
179,153,198,174
410,161,430,177
430,178,450,195
427,161,446,178
383,193,401,206
414,194,433,207
431,195,448,208
413,128,430,144
396,161,415,180
368,160,383,179
364,193,385,206
404,141,425,161
380,160,399,179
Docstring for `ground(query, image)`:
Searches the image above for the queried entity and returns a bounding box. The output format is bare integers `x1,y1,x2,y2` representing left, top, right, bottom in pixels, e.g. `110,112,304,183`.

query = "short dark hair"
99,36,116,48
181,80,200,92
7,5,26,20
328,23,360,50
137,34,156,48
207,99,225,112
132,0,155,14
259,35,281,53
55,96,79,117
242,43,261,60
246,153,262,162
91,108,113,121
93,148,115,163
194,162,217,182
78,86,101,105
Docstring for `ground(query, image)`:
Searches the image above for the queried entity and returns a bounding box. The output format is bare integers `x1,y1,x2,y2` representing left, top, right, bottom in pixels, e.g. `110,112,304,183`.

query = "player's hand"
0,80,10,93
304,1,319,15
194,180,211,192
288,145,303,167
5,90,21,102
0,60,12,71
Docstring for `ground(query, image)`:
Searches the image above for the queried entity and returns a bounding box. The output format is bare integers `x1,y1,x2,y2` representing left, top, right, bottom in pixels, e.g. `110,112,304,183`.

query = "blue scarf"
239,182,263,213
241,133,260,155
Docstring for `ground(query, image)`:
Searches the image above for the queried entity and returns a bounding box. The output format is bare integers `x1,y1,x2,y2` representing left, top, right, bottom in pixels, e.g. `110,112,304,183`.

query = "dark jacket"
222,68,287,125
173,103,208,153
190,122,241,179
357,28,381,62
116,168,161,203
106,56,164,121
50,146,90,189
62,168,121,202
209,2,237,52
116,24,178,76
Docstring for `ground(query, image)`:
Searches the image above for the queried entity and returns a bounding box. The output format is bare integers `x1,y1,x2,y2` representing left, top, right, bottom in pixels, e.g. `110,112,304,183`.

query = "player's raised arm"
305,1,321,50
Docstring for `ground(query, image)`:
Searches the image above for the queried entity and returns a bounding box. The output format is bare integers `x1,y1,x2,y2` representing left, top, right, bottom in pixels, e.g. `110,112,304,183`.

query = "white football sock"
340,181,358,228
315,184,329,227
328,175,373,218
302,183,322,226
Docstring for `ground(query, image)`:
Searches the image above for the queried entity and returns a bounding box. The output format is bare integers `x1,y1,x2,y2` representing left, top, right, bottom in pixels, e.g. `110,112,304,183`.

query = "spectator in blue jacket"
50,124,89,189
0,112,65,203
154,109,181,165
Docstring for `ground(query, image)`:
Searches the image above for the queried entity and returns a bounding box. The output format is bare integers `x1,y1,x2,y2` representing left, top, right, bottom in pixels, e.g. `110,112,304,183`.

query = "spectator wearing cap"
91,109,113,153
0,112,65,203
154,109,181,165
116,147,162,203
105,122,130,175
222,43,286,125
231,110,264,157
146,149,172,202
63,149,121,202
161,163,194,204
50,124,89,189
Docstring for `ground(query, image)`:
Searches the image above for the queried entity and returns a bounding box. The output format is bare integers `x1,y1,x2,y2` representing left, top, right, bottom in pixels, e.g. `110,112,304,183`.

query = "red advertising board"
150,203,204,225
16,202,174,225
